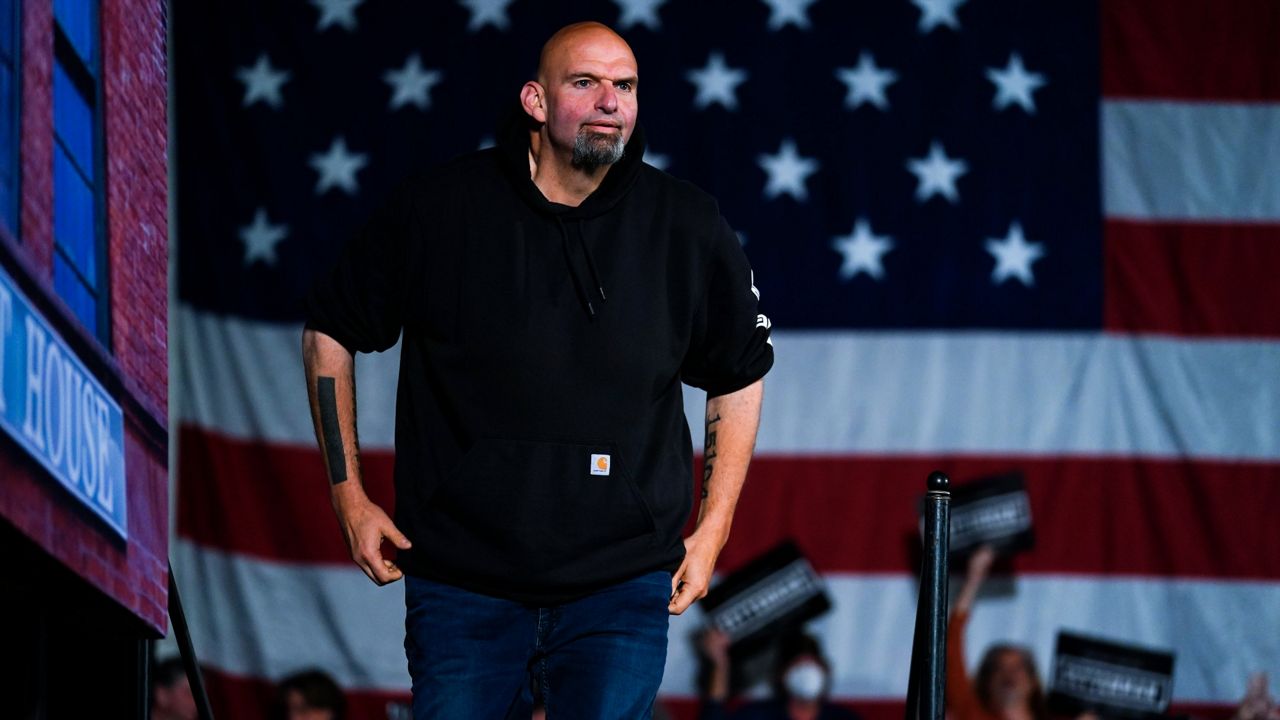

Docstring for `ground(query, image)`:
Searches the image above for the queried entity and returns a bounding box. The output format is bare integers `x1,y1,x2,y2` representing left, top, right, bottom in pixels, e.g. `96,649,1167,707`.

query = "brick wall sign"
0,264,126,539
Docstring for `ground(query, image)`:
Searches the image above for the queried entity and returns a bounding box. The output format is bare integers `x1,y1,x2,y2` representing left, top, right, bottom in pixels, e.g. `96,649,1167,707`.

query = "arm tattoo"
317,376,348,485
702,413,722,500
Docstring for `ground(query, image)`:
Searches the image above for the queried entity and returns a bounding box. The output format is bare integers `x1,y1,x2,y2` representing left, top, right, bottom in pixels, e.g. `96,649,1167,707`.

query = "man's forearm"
303,329,411,585
302,329,366,498
695,378,764,542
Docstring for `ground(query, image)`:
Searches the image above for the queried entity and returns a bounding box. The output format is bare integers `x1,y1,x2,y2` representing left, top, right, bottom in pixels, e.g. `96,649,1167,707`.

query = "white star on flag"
832,218,894,281
762,0,818,30
458,0,514,31
310,0,362,31
611,0,666,30
644,152,670,171
906,141,968,204
239,208,288,266
836,52,898,110
309,137,369,195
384,55,443,111
236,55,290,109
686,52,749,110
758,138,819,201
986,53,1047,113
912,0,966,33
986,222,1045,286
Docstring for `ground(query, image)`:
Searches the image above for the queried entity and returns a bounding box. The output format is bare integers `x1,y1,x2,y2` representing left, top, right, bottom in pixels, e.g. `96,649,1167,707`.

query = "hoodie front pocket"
439,438,656,574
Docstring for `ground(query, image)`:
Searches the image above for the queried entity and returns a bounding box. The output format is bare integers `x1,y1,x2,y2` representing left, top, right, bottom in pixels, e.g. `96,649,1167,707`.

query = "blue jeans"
404,571,671,720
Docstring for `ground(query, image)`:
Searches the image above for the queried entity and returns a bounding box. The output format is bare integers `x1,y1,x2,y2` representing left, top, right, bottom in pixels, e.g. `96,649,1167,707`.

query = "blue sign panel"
0,263,127,539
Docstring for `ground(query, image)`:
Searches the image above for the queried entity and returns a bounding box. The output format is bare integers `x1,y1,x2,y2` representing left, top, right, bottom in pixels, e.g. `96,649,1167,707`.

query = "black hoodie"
305,113,773,604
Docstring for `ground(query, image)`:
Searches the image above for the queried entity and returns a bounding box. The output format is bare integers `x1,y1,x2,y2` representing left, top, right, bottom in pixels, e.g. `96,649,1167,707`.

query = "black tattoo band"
318,376,348,485
702,413,722,500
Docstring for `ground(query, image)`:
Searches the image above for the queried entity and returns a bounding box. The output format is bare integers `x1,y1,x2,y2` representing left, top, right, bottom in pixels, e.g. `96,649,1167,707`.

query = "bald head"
521,22,639,180
536,22,637,86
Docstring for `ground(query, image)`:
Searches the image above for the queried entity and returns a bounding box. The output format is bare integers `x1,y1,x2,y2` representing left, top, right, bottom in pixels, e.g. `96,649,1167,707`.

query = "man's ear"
520,82,547,123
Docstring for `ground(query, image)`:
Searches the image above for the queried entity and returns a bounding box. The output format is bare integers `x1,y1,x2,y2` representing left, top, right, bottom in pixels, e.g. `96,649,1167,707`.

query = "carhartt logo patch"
590,454,611,476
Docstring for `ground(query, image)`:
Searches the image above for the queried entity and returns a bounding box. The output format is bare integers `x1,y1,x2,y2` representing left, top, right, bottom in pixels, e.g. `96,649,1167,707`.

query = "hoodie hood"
497,106,647,220
496,107,649,318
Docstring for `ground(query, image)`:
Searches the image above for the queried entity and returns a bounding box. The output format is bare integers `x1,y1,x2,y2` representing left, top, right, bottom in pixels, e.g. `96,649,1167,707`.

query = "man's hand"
955,543,997,615
967,543,997,581
669,527,725,615
699,627,732,668
1235,673,1279,720
699,627,733,701
333,487,412,586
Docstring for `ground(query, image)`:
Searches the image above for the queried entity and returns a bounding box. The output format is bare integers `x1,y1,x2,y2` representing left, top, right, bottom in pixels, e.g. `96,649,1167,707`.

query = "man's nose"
596,85,618,112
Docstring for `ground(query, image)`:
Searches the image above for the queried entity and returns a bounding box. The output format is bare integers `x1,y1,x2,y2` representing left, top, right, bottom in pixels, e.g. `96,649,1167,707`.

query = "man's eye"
575,79,591,88
616,82,632,92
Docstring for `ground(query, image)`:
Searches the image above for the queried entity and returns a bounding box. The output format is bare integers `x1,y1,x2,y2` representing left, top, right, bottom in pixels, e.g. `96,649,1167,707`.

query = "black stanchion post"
169,565,217,720
905,471,951,720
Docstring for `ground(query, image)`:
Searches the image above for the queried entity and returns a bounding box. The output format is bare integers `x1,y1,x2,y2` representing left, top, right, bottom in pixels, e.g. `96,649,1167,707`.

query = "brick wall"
104,0,168,418
0,0,169,634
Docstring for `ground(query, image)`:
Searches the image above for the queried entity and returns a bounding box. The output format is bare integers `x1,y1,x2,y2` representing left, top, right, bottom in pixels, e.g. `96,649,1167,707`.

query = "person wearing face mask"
698,628,862,720
947,545,1050,720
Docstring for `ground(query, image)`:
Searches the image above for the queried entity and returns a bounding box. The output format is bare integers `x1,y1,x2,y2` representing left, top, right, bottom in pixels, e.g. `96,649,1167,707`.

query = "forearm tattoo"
317,376,348,485
702,413,722,500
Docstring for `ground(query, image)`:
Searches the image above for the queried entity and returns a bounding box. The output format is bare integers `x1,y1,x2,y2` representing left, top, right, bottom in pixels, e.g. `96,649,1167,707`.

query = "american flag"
172,1,1280,718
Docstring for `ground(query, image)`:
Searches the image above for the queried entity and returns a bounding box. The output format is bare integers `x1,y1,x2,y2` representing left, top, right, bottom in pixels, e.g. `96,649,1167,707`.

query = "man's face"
153,677,197,720
539,30,638,169
285,689,336,720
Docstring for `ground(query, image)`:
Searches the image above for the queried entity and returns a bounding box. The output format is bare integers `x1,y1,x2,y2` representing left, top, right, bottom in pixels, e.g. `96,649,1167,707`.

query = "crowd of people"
148,659,346,720
688,543,1278,720
152,552,1278,720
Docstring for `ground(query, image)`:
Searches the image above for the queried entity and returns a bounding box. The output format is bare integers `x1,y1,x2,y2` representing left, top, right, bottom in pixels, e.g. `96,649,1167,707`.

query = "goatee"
572,130,625,170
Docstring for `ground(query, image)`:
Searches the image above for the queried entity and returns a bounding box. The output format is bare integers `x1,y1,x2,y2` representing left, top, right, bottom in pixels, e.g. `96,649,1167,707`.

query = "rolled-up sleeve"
681,215,774,397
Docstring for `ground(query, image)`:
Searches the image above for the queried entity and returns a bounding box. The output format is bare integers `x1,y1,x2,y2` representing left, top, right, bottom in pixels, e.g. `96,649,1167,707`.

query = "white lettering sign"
0,283,10,413
23,316,47,451
0,266,127,538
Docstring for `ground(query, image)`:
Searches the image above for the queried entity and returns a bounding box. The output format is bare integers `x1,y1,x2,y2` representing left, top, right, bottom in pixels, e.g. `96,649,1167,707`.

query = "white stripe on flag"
178,305,1280,460
1102,100,1280,221
686,331,1280,460
176,304,401,448
175,539,1280,703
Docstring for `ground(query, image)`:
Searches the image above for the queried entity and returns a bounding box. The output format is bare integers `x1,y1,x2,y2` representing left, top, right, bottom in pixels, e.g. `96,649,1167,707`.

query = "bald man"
304,22,772,719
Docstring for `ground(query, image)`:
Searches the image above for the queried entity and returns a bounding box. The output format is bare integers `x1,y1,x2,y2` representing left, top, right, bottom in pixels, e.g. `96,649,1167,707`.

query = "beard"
571,128,625,170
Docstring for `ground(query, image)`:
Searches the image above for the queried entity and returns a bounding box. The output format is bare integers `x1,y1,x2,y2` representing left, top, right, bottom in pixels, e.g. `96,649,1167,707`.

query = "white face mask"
783,661,827,701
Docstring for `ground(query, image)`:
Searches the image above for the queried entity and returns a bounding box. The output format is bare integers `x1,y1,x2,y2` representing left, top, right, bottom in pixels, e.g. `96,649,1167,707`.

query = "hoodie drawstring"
577,223,608,306
555,216,607,320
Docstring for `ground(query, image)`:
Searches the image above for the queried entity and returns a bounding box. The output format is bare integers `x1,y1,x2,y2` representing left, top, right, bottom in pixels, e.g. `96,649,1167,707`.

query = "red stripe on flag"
203,667,410,720
179,426,1280,579
697,456,1280,580
1104,220,1280,337
176,424,396,565
1101,0,1280,101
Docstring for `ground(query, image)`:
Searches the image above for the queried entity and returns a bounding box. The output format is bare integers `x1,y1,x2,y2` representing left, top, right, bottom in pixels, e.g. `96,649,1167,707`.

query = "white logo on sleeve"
590,454,611,476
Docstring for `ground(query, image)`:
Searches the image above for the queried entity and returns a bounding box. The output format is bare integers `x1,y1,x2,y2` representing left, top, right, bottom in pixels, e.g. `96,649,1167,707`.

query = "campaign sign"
0,265,127,539
1049,631,1176,720
945,471,1034,557
700,541,831,691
